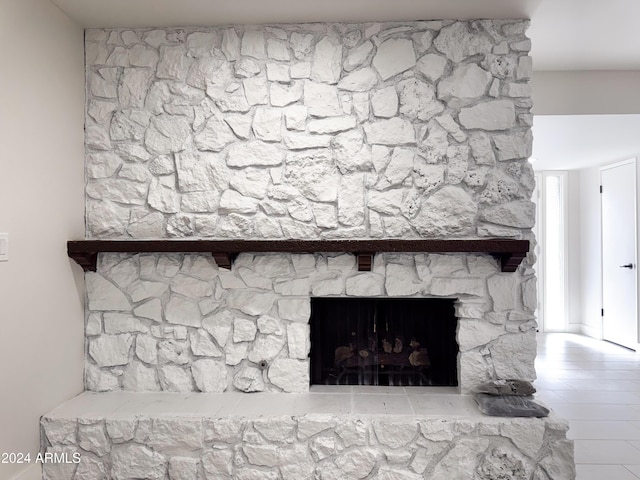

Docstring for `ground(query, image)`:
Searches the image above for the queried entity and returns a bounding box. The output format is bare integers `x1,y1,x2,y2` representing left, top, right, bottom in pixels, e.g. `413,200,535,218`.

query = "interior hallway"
536,333,640,479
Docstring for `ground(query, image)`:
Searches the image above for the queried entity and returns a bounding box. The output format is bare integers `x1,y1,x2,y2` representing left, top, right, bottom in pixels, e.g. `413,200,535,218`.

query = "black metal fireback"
310,298,458,387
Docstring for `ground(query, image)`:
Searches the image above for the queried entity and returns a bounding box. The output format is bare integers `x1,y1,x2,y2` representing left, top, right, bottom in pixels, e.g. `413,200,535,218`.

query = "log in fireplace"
310,297,458,387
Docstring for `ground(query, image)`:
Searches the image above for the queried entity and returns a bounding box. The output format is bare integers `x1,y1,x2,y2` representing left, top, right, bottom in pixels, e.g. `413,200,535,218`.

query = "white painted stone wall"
85,251,536,393
41,413,575,480
83,20,537,394
85,21,533,240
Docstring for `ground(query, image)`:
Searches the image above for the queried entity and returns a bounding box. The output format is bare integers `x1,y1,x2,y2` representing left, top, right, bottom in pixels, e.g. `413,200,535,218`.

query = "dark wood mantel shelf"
67,239,529,273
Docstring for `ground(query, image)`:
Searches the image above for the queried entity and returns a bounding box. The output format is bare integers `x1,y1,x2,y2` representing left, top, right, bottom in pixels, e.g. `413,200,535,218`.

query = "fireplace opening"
310,298,459,387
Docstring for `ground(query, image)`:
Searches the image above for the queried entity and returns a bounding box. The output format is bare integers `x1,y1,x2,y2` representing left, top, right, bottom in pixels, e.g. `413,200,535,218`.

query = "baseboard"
565,324,582,334
10,464,41,480
580,324,603,340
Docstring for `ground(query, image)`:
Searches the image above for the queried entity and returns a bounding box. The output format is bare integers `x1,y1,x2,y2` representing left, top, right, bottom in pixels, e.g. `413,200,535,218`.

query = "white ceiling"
532,115,640,170
49,0,640,71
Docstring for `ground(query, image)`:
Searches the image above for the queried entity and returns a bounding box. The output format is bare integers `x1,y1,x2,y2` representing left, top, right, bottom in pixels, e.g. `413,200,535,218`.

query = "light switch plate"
0,233,8,261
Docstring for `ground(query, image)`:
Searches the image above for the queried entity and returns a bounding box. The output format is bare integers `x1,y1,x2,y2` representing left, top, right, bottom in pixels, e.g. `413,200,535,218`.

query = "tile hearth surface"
46,387,480,419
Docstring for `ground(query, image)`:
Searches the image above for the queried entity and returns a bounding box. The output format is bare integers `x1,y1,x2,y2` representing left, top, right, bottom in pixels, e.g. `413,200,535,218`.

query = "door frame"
600,158,640,350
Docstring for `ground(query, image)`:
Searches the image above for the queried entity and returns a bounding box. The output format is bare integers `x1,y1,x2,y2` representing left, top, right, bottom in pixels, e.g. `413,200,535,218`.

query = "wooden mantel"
67,239,529,273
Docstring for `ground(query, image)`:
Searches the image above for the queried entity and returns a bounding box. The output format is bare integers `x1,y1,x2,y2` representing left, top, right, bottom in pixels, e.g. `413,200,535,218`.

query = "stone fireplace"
39,18,576,480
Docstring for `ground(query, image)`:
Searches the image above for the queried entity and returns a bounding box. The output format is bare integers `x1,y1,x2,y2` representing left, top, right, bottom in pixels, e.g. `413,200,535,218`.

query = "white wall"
578,166,603,338
0,1,85,478
533,71,640,115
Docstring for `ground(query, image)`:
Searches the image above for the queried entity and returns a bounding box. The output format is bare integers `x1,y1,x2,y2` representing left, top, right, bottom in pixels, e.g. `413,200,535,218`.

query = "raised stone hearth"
41,391,575,479
40,17,574,480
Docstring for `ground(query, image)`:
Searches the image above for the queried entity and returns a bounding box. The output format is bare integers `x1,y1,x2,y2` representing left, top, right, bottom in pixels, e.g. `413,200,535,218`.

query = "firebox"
310,298,459,387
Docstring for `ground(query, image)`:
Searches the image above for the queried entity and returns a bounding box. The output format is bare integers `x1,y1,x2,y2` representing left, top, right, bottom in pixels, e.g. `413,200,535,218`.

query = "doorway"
601,159,638,350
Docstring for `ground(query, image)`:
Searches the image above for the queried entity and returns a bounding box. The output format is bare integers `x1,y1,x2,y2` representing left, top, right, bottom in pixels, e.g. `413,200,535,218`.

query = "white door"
601,160,638,350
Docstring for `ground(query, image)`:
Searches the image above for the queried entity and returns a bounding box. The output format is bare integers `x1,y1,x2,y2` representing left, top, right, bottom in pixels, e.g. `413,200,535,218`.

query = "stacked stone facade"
85,21,534,240
83,20,536,393
85,251,536,394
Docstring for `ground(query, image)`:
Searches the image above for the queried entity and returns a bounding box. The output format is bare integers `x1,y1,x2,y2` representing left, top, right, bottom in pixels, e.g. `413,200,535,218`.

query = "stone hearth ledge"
40,390,575,479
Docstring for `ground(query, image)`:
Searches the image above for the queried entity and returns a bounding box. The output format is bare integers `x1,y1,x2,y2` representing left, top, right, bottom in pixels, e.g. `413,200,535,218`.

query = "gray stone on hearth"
446,145,470,184
372,38,416,80
475,394,549,418
476,379,536,396
311,36,342,84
